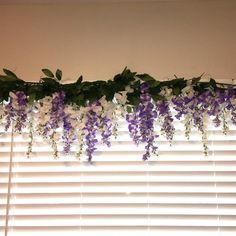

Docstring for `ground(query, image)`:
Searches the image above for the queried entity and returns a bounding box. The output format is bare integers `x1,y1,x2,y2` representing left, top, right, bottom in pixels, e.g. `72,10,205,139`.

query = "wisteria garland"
0,68,236,162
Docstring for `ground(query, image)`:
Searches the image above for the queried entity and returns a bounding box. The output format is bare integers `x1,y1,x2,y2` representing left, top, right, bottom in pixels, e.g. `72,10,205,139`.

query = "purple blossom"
203,87,236,129
41,91,77,154
222,87,236,125
172,95,193,120
5,91,28,132
126,83,158,160
206,90,225,127
49,92,66,129
172,90,211,131
42,91,66,136
156,100,175,143
192,91,211,129
172,90,211,155
100,116,112,147
62,114,77,154
126,107,140,145
84,105,99,162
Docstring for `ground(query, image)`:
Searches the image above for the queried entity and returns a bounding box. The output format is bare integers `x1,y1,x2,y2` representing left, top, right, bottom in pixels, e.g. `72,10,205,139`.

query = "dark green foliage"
55,69,62,81
42,69,54,78
0,68,234,106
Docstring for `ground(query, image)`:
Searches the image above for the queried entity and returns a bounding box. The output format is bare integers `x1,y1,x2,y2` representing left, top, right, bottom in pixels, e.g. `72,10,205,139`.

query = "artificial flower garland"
0,67,235,161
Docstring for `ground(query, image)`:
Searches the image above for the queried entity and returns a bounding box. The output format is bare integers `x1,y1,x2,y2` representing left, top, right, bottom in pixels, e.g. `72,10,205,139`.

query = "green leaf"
28,93,36,105
42,69,54,78
138,74,155,82
126,106,132,113
152,94,165,101
209,78,216,89
170,78,184,86
55,69,62,81
41,77,59,86
1,69,23,82
148,80,160,88
3,69,18,78
106,92,114,101
76,76,83,84
73,93,85,106
191,77,201,85
121,67,128,75
0,75,10,82
128,94,140,106
0,75,20,82
191,73,204,85
173,87,180,96
82,82,91,91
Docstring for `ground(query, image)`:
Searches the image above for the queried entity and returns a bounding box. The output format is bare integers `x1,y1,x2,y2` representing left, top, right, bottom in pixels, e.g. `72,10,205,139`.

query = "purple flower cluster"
62,114,77,154
100,116,112,147
126,108,140,145
172,95,192,120
221,87,236,125
43,91,66,136
195,88,236,134
172,87,236,132
172,91,210,155
50,92,66,129
205,90,226,127
156,100,175,143
84,105,99,162
126,83,158,160
5,91,28,132
172,91,208,133
208,95,221,127
192,91,212,131
41,91,77,154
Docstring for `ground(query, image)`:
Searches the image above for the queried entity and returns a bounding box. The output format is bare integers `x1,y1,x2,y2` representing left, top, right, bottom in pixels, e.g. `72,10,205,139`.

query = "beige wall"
0,0,236,82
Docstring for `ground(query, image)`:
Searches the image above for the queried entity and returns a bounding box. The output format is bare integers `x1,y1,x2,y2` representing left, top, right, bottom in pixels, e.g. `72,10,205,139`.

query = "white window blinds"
1,118,236,236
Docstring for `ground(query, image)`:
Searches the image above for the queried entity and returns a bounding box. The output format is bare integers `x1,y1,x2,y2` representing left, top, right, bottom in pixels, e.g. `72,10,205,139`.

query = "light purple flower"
62,114,77,154
222,87,236,125
156,100,175,143
100,116,112,147
5,91,28,132
84,104,100,162
41,91,66,137
126,83,158,160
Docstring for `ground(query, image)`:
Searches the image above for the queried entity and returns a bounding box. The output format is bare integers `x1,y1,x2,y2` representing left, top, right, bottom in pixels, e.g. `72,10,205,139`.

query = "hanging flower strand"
99,97,116,147
62,105,78,154
84,103,100,162
156,99,175,144
126,83,158,160
26,111,34,158
5,91,28,133
36,91,66,158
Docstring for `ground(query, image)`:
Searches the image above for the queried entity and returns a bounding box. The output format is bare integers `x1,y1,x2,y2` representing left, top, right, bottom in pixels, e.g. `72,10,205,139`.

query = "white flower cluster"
159,87,173,99
99,96,117,123
181,82,195,97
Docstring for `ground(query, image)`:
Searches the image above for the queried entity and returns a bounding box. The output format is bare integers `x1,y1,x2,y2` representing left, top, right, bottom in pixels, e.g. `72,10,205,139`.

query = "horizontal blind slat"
1,120,236,234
